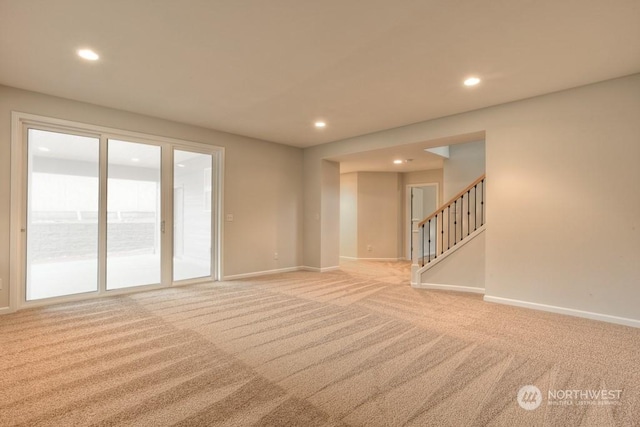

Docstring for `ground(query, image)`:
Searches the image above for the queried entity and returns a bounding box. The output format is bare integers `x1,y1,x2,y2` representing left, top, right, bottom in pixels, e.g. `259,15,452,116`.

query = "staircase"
411,174,486,288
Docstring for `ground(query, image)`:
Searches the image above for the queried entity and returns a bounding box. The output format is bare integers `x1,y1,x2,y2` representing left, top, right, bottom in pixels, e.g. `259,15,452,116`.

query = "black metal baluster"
454,200,457,245
447,206,451,250
434,214,438,259
459,195,462,241
481,179,485,226
427,219,431,263
460,195,464,242
420,224,425,267
440,210,445,255
467,189,471,236
474,184,477,231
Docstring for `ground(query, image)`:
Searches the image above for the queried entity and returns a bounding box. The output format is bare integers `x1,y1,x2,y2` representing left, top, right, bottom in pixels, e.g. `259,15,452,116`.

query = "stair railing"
417,174,485,267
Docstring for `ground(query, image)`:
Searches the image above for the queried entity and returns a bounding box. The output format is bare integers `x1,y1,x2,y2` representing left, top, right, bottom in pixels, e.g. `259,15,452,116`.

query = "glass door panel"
106,140,161,290
21,116,222,306
26,129,100,300
173,150,212,281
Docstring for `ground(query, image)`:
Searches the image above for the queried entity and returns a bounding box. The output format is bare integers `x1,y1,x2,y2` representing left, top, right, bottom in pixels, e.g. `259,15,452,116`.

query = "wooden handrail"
417,174,485,227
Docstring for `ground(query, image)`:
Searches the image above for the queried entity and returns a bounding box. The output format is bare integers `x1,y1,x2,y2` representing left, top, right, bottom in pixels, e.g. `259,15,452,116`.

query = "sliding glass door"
107,140,162,290
25,129,100,300
173,150,213,282
20,117,221,305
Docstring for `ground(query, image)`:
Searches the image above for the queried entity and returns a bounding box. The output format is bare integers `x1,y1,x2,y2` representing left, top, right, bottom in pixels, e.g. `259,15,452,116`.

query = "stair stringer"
412,225,485,293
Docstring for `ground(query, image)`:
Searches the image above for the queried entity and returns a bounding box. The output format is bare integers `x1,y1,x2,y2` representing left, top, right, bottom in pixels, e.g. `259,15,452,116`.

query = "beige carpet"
1,262,639,426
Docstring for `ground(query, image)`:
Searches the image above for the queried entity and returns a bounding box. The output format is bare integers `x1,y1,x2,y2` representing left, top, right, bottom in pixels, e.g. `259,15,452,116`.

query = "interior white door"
409,185,438,260
411,187,424,221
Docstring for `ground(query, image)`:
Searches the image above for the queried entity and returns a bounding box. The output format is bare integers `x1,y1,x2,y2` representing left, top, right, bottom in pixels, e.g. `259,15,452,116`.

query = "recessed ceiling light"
393,159,413,165
131,158,140,162
38,147,50,152
314,121,326,128
464,77,481,86
77,48,99,61
177,164,186,168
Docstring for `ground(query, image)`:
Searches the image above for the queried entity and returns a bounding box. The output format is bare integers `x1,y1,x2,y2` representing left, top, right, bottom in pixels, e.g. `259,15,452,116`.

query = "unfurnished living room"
1,1,639,426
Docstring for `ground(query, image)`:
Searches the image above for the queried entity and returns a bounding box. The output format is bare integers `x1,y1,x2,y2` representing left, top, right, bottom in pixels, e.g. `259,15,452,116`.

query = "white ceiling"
331,132,484,174
1,0,639,148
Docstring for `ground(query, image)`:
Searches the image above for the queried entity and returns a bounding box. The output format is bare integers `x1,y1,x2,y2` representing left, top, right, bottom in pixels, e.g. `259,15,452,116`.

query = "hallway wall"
305,73,640,323
340,172,401,260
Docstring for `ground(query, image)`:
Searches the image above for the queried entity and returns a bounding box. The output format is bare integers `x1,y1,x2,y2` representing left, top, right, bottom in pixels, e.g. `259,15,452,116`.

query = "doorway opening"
407,183,438,260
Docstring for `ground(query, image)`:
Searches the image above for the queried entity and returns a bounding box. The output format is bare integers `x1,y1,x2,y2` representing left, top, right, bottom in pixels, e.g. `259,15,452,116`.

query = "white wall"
321,160,341,269
485,77,640,321
339,173,358,258
356,172,400,259
419,230,485,291
339,172,401,260
0,85,304,309
305,73,640,322
443,140,485,200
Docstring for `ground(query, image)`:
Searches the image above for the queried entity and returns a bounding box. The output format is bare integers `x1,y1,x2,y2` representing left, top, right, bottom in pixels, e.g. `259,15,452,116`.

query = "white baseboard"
484,295,640,329
0,306,14,315
223,267,302,280
301,265,340,273
224,265,342,279
339,257,401,261
413,283,485,294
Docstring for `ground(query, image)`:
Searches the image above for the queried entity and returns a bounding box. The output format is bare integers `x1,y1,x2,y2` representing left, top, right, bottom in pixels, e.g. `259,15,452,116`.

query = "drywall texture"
420,230,485,290
443,140,485,200
339,173,358,258
321,160,341,269
401,169,443,208
0,85,303,309
305,73,640,321
339,172,401,259
343,170,443,261
357,172,401,259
